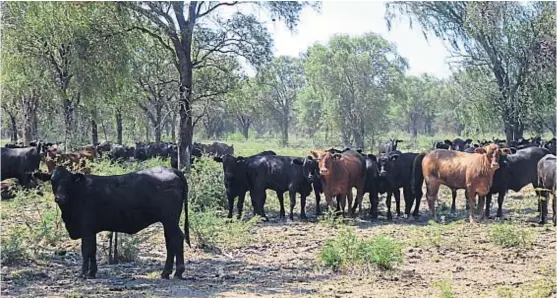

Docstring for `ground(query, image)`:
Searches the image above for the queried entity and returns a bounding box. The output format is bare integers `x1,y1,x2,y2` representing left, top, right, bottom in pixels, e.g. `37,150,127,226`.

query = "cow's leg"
288,190,297,221
346,191,354,217
161,228,175,279
394,188,402,217
402,186,412,218
173,225,186,279
478,195,486,221
370,191,379,219
80,234,97,279
413,185,423,218
451,189,457,214
386,191,393,220
425,179,440,221
552,193,556,226
339,194,347,217
466,187,477,224
227,191,235,219
485,193,492,218
113,232,118,264
496,191,505,218
313,184,321,216
108,232,114,265
277,192,286,220
237,192,246,220
324,192,336,213
465,189,470,210
354,184,365,217
539,192,549,225
252,189,268,221
300,194,307,221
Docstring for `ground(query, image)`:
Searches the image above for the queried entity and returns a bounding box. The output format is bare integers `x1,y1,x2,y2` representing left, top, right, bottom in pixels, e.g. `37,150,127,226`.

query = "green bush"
1,227,29,265
188,157,226,212
318,228,403,272
489,224,533,248
116,234,141,263
432,280,456,298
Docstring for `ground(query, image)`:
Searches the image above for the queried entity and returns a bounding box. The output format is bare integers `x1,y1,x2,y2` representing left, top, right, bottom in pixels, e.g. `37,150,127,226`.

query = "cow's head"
34,166,85,205
475,144,502,170
292,156,319,183
310,150,341,177
214,154,245,180
377,152,399,177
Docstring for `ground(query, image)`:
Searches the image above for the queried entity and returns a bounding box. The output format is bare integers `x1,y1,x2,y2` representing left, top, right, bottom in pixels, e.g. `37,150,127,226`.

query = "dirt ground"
1,186,556,298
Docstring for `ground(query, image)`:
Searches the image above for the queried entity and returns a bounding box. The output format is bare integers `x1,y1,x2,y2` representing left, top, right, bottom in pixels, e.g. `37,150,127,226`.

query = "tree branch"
197,1,240,18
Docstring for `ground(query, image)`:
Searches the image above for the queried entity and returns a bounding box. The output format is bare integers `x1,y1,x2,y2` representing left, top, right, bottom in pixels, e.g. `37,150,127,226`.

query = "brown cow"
45,148,89,174
422,144,502,223
310,150,366,216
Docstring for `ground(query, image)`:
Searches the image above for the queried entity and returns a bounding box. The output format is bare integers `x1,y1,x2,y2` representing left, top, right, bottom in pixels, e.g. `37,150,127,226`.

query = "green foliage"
432,280,456,298
190,210,259,250
188,157,227,212
1,227,29,265
489,224,533,248
115,234,141,263
318,227,403,272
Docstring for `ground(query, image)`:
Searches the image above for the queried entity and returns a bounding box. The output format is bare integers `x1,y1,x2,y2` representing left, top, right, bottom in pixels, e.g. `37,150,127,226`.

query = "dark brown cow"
45,148,89,174
310,150,366,216
422,144,502,223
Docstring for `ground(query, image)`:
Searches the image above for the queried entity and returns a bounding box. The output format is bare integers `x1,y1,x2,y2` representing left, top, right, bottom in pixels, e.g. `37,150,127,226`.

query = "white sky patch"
216,2,455,79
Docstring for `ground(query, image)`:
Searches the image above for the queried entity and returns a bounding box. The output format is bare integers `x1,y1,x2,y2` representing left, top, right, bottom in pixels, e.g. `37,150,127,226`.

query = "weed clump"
489,224,533,248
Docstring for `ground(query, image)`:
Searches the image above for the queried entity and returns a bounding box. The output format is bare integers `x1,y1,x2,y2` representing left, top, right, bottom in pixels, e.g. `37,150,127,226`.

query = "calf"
379,138,404,154
214,151,277,219
244,155,315,221
206,142,234,156
421,145,502,223
1,145,41,186
377,150,420,219
350,153,381,218
433,140,452,150
34,166,190,279
537,154,556,225
308,150,366,216
485,147,551,219
451,138,473,151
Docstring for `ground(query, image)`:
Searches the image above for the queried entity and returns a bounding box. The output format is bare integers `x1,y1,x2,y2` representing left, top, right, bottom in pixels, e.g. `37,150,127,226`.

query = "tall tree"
386,1,556,142
120,1,318,169
257,56,305,146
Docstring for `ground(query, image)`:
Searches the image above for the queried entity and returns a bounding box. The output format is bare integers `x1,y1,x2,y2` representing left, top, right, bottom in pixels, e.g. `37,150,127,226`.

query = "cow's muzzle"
379,170,387,177
319,169,329,175
490,162,500,170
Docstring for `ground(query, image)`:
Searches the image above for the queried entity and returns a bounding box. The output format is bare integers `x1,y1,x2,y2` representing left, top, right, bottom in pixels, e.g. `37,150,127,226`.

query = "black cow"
349,153,381,218
1,145,42,186
214,151,277,219
451,138,473,151
485,147,551,218
171,145,204,169
537,154,556,225
206,142,234,156
377,150,420,219
433,140,453,150
109,144,134,162
245,155,315,221
34,166,190,279
379,138,404,154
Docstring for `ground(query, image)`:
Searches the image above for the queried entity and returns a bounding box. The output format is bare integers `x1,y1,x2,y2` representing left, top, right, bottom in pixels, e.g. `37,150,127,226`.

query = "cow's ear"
389,154,399,161
367,154,377,162
306,155,314,161
444,139,453,145
236,156,244,161
310,150,319,158
396,139,404,143
475,147,487,154
501,148,512,155
73,173,85,183
356,148,363,154
333,153,342,160
510,147,517,154
213,156,223,163
292,158,304,166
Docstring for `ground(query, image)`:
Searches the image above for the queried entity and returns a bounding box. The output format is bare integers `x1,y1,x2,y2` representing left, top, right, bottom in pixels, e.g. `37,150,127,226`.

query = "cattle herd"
0,136,556,279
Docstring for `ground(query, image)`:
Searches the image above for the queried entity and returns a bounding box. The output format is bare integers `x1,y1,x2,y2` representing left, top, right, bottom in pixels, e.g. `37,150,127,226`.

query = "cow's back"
499,147,551,192
537,154,556,192
422,149,473,188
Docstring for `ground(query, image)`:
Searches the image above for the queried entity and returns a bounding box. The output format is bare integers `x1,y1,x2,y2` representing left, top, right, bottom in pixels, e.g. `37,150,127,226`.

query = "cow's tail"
411,152,426,197
175,169,191,248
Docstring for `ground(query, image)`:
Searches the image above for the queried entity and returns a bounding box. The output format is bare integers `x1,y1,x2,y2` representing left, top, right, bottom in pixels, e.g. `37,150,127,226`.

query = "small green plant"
489,224,533,248
188,157,227,211
432,280,455,298
318,227,403,272
189,210,259,250
116,234,141,263
1,227,29,265
496,286,514,298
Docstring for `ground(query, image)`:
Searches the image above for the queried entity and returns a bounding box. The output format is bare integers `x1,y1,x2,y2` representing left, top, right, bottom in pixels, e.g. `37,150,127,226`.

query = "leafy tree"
295,85,323,139
386,1,556,141
257,56,305,146
226,78,260,140
121,1,318,169
304,33,407,148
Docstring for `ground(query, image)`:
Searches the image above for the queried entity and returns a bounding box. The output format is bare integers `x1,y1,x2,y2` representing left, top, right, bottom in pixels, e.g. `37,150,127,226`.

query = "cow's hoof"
161,273,171,279
387,214,392,220
538,220,546,225
173,273,185,280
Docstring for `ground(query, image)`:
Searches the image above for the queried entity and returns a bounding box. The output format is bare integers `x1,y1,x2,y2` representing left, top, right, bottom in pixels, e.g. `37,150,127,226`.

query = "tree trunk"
145,121,151,143
115,110,123,145
241,123,249,140
8,112,17,143
22,93,39,146
504,121,524,143
279,111,289,146
91,119,99,145
170,112,176,143
353,120,365,149
154,109,162,144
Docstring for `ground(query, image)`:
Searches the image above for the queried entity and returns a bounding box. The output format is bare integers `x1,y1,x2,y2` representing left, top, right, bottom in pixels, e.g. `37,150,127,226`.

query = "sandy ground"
1,185,556,298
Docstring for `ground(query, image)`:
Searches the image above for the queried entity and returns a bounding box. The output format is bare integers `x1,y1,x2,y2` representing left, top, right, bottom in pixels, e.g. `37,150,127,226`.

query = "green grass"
318,227,403,272
489,223,534,248
432,280,456,298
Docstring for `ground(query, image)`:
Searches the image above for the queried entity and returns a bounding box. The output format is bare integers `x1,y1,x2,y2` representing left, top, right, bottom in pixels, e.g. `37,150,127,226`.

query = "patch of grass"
432,280,455,298
116,234,141,263
0,227,29,265
318,227,403,272
496,286,514,298
189,210,259,250
489,223,533,248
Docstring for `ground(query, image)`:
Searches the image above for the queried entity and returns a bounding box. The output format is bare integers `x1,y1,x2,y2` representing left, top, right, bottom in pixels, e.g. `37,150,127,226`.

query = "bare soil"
1,186,556,298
